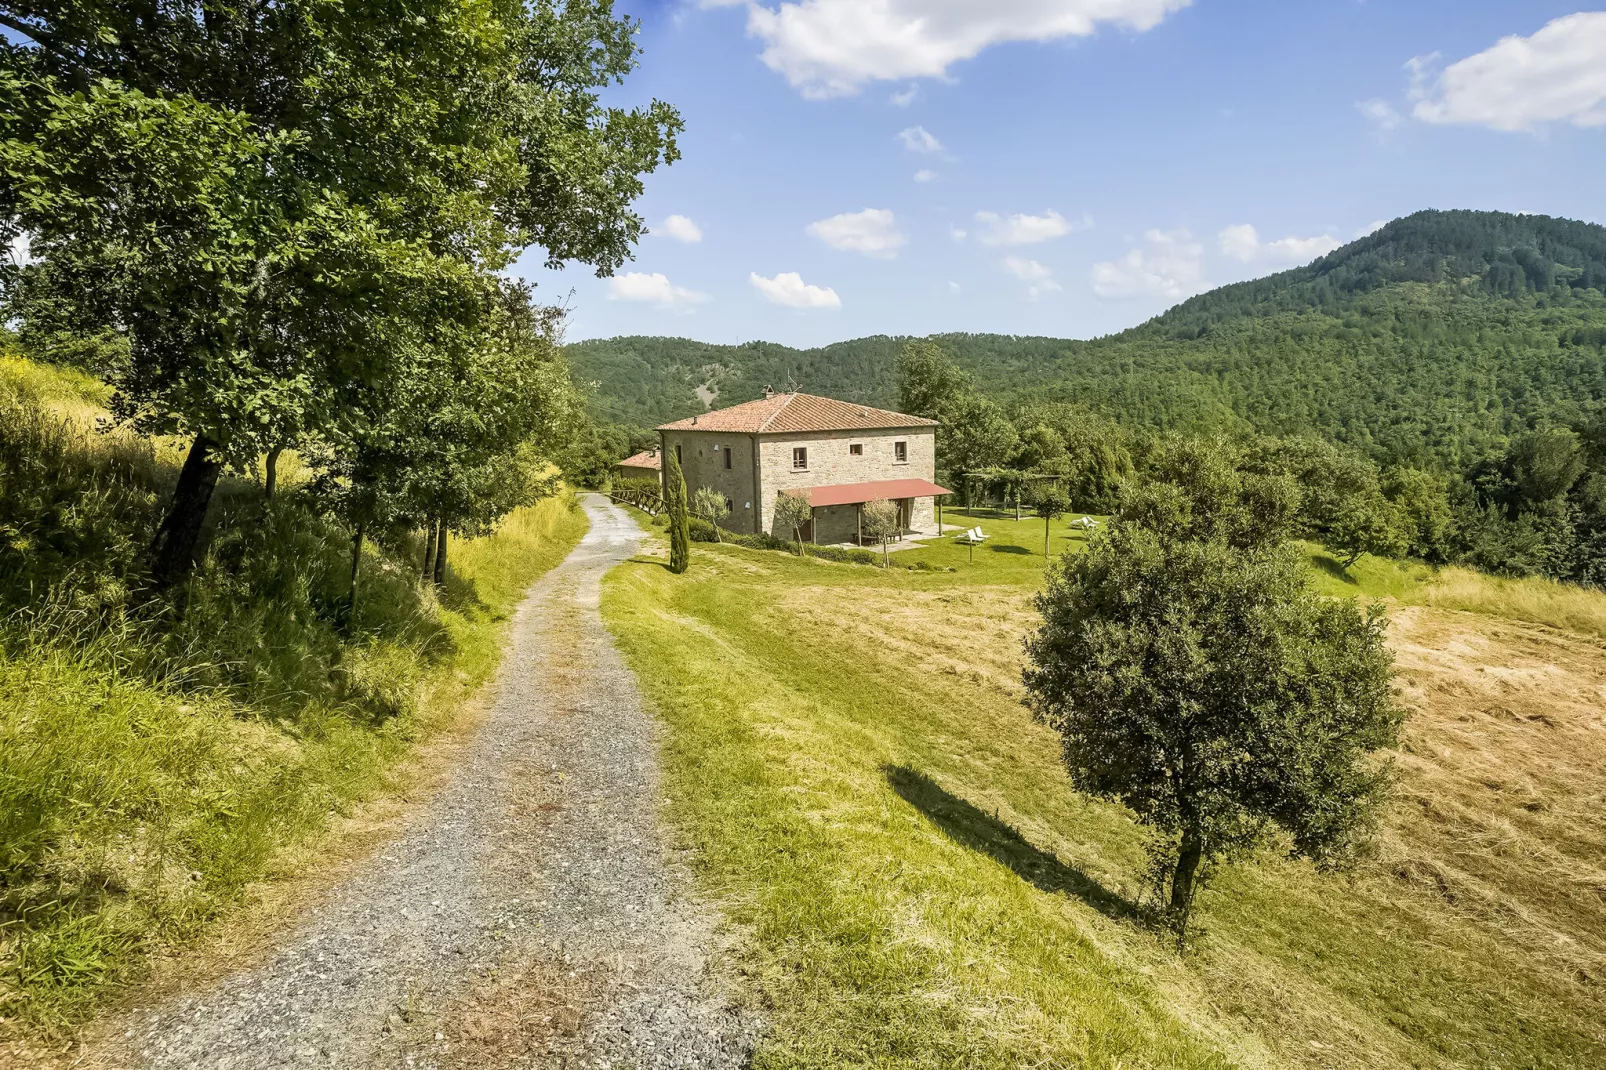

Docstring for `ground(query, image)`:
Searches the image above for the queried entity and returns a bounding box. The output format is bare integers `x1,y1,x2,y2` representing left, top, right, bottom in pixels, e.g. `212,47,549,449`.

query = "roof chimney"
762,385,775,399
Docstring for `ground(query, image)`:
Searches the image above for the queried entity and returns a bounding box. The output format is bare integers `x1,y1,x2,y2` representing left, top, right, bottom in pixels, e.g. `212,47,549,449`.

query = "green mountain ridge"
569,209,1606,467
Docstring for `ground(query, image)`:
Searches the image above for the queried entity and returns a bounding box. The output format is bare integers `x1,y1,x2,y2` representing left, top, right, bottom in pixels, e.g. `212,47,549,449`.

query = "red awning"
803,478,952,508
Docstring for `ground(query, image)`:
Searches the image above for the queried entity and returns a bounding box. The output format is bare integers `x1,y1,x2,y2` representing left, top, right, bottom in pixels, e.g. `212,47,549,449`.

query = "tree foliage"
860,497,898,567
0,0,682,585
665,445,689,574
1024,440,1403,938
773,492,812,557
692,485,729,543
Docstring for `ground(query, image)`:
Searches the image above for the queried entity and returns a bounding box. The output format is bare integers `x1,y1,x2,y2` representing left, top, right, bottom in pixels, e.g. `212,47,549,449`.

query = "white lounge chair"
956,526,988,544
1070,516,1098,531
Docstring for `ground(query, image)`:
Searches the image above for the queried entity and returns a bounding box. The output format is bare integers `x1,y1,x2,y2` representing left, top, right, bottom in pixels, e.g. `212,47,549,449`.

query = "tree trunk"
422,520,438,580
1169,830,1205,936
264,445,283,500
151,434,224,590
347,522,366,621
433,519,447,586
1044,516,1051,558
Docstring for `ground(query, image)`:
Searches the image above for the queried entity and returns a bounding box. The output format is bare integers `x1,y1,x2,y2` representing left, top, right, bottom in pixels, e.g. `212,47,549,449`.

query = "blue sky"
526,2,1606,348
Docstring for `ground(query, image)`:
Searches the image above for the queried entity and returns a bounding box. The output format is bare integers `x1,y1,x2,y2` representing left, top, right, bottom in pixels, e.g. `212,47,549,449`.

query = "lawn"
602,529,1606,1069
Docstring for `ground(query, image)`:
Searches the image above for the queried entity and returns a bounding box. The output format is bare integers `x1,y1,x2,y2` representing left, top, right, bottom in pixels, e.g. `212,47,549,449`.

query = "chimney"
762,385,775,399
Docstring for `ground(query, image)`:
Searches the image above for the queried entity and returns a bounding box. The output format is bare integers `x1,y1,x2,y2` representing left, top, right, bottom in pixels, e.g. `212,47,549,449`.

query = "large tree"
0,0,681,587
1024,440,1403,938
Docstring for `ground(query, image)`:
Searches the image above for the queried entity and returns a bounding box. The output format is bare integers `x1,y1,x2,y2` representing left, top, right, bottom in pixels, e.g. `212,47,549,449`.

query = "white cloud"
914,169,937,182
1217,223,1260,262
1357,220,1387,238
606,272,710,310
1217,223,1342,264
949,226,968,242
947,280,962,294
805,208,907,258
750,271,842,309
657,214,704,243
1004,256,1062,300
6,232,30,267
897,125,942,153
1092,229,1204,300
1357,98,1403,131
974,209,1087,246
1411,13,1606,131
742,0,1193,98
890,84,921,107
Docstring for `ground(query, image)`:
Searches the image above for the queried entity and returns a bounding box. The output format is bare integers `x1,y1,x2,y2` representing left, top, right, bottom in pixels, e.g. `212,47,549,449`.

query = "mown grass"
0,358,589,1033
602,530,1606,1069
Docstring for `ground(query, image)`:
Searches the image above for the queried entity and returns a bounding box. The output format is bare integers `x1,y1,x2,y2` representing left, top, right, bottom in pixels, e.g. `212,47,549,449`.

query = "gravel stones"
109,495,754,1069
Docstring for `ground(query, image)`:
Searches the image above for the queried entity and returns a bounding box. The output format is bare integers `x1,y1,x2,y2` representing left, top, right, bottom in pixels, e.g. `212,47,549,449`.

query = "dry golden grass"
1412,566,1606,640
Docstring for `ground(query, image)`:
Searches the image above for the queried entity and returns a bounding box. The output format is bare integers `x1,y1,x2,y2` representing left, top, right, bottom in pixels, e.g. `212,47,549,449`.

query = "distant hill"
568,210,1606,467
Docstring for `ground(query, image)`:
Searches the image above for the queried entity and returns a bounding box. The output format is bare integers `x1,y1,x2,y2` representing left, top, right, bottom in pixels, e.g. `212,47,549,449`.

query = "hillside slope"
603,534,1606,1069
570,210,1606,466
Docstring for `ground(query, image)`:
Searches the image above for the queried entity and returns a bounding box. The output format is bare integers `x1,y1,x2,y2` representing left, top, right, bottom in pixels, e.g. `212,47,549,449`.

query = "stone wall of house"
756,427,937,539
658,430,761,533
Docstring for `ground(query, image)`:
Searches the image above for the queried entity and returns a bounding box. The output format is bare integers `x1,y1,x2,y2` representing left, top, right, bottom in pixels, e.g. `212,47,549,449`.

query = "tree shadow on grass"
989,545,1033,555
624,555,679,572
885,765,1142,924
1309,554,1359,586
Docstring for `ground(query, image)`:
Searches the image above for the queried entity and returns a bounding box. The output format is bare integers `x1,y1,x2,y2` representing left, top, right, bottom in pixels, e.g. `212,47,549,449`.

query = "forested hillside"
570,210,1606,468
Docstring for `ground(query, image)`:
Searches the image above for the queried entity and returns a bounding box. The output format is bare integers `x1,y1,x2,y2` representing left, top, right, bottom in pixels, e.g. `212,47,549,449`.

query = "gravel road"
107,494,752,1069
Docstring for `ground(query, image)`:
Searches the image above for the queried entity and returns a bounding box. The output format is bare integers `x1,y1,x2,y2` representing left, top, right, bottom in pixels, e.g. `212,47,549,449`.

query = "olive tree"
692,486,729,543
1023,439,1403,940
774,492,813,557
860,497,899,567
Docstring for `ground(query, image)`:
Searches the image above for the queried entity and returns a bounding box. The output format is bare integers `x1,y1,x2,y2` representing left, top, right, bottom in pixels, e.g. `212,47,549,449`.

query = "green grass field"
603,524,1606,1069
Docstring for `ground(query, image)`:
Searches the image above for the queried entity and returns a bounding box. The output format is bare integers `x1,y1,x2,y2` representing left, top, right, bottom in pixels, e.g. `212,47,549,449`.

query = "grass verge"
0,358,589,1035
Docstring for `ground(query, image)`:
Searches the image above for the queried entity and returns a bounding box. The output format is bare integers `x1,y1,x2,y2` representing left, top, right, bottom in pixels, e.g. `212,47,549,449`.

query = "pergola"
959,468,1068,520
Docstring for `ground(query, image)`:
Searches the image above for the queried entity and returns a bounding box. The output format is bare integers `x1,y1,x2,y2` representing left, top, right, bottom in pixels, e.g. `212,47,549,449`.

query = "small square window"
849,443,863,456
792,447,808,470
894,440,908,463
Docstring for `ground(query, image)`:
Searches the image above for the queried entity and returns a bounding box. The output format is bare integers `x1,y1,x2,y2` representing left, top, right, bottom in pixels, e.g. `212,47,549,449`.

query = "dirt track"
82,495,752,1069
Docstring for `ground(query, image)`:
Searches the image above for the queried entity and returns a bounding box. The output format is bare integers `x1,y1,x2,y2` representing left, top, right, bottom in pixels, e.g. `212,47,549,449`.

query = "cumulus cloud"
741,0,1192,98
1217,223,1342,264
606,272,710,310
805,208,907,258
1411,13,1606,131
657,214,704,243
914,169,936,182
974,209,1087,246
1092,229,1204,300
890,84,921,107
1356,220,1388,238
897,125,942,153
750,271,842,309
1004,255,1061,299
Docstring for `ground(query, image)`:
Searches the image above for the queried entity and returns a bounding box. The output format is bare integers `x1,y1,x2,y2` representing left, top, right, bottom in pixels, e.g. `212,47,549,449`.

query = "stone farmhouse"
656,389,950,544
612,447,661,484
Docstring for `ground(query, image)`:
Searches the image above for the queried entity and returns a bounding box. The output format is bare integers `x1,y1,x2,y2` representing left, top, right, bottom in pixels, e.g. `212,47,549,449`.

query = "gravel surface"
108,495,753,1069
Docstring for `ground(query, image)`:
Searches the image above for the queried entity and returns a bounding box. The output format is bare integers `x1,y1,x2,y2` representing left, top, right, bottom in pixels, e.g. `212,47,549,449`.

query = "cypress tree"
665,447,691,574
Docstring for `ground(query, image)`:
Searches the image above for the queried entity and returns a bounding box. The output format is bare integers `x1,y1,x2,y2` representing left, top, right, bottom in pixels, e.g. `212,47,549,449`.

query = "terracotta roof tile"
656,392,937,434
616,450,661,470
